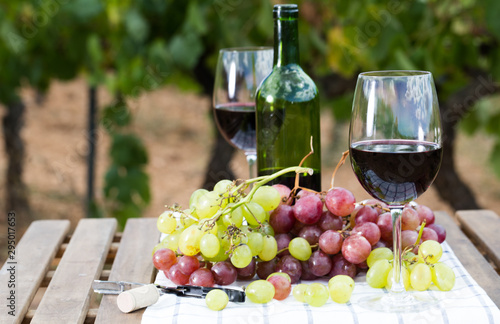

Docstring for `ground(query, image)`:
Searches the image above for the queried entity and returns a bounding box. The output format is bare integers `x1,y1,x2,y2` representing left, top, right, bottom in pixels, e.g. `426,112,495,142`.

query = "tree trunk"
2,99,32,226
433,72,499,210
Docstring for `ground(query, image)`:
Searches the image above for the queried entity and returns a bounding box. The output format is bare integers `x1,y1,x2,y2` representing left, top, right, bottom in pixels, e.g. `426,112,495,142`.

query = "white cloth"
142,242,500,324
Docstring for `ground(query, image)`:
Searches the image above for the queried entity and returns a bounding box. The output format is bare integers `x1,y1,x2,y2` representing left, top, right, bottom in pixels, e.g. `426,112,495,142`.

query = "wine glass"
213,47,273,179
349,71,443,312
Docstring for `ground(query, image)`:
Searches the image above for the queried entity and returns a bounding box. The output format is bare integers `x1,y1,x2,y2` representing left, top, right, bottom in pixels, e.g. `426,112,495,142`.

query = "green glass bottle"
256,4,321,191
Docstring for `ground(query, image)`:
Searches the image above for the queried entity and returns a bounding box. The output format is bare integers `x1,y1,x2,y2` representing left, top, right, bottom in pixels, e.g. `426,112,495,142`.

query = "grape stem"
204,166,313,228
330,150,349,189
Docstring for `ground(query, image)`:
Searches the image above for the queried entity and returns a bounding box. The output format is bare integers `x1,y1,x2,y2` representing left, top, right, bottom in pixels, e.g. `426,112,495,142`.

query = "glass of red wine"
213,47,273,178
349,71,443,312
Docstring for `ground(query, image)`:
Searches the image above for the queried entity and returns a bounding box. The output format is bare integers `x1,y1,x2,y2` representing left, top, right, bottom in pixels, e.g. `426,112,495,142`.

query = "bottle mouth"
273,4,298,18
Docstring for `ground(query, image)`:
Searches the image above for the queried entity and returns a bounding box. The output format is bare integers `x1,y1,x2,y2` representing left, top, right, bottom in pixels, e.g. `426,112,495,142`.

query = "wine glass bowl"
349,71,443,312
213,47,273,178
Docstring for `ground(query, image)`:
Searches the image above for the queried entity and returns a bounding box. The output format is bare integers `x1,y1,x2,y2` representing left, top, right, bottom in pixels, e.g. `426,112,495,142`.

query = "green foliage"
102,100,150,228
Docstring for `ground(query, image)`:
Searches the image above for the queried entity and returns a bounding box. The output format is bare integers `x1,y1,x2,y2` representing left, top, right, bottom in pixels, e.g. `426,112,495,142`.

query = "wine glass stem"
245,152,257,179
390,207,406,296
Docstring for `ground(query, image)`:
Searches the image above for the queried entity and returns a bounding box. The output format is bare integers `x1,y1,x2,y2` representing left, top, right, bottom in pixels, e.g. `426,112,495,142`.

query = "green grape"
293,284,308,302
157,211,177,234
199,220,218,235
180,209,196,228
200,233,220,258
403,251,418,268
410,263,432,291
242,202,267,226
367,247,393,268
152,239,169,256
251,185,281,211
431,262,455,291
418,240,442,264
205,289,229,311
328,275,354,304
247,232,264,256
222,205,243,227
304,283,329,307
386,266,411,290
205,233,229,262
196,191,221,219
178,224,203,256
246,280,275,304
214,179,234,195
366,259,392,288
328,275,354,290
189,188,209,209
164,231,181,251
231,244,253,268
260,222,275,236
258,235,278,261
288,237,312,261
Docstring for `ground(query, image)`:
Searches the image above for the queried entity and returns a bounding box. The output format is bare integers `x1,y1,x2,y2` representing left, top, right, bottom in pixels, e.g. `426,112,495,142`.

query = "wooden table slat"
0,220,70,324
95,218,160,323
456,210,500,270
31,218,117,324
436,211,500,307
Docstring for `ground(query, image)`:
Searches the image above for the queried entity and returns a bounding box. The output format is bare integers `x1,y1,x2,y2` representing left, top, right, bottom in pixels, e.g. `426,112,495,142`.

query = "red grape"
211,261,237,285
298,225,322,245
275,233,292,257
276,255,302,284
237,258,257,280
167,263,190,285
293,195,323,224
324,187,355,217
421,227,438,242
401,206,420,230
341,234,371,264
177,255,200,276
362,199,388,214
273,184,292,204
318,230,343,255
328,254,357,279
308,250,333,277
300,260,318,280
152,248,177,271
189,268,214,287
377,212,393,242
352,222,381,246
267,274,292,300
318,210,343,232
427,224,446,243
354,205,378,225
270,204,295,234
256,258,278,279
401,230,418,249
415,204,435,225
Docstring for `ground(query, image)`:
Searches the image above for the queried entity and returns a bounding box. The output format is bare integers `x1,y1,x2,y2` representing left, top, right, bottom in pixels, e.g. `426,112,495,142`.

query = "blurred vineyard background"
1,0,500,261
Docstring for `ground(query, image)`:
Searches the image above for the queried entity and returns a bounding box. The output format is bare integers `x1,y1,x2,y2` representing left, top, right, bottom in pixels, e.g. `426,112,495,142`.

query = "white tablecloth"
142,241,500,324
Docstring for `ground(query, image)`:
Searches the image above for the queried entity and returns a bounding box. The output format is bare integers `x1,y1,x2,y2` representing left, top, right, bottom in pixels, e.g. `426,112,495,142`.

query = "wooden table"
1,210,499,323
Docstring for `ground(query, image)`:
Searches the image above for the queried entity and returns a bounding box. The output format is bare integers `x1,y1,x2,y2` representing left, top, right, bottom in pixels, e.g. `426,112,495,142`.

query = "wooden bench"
0,210,498,323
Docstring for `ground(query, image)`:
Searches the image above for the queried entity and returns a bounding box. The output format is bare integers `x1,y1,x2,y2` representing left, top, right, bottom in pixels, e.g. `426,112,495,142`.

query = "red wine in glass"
350,139,442,206
214,102,256,152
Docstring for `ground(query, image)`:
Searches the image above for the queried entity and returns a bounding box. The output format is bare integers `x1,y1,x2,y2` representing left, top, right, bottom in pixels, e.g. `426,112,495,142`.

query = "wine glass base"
358,292,438,313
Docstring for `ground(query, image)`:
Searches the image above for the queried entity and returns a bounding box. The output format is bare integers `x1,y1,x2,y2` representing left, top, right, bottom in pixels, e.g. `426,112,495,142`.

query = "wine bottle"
256,4,322,191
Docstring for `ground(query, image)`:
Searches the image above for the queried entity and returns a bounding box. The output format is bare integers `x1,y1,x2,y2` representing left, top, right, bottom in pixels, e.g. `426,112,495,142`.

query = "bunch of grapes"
366,240,455,291
151,162,453,305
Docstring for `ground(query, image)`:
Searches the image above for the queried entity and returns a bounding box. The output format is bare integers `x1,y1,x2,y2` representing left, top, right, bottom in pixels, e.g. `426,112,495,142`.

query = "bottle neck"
273,18,300,67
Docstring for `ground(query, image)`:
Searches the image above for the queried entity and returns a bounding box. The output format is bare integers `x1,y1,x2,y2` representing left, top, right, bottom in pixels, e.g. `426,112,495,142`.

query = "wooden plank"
456,210,500,270
95,218,160,324
31,218,117,324
436,211,500,307
0,220,70,324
